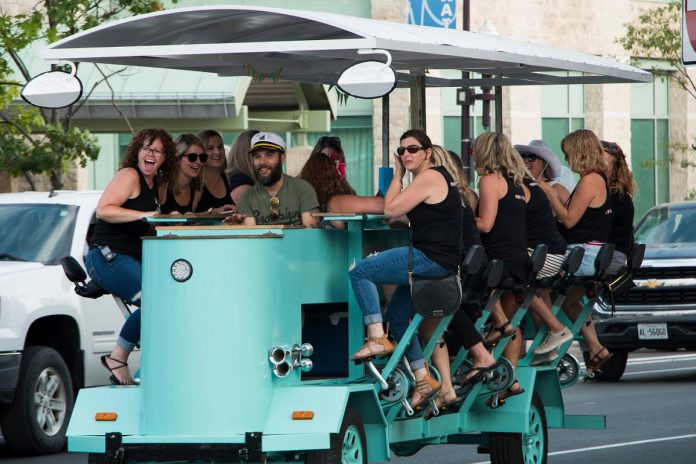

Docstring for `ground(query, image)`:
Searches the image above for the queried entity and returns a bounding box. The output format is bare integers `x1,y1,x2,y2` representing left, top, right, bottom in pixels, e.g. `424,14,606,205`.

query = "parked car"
0,191,138,455
589,201,696,380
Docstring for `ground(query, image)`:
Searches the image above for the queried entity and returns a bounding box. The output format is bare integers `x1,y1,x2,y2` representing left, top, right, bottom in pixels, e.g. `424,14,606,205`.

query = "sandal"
351,334,394,362
457,362,500,394
410,373,441,410
424,390,461,420
585,347,613,374
483,321,516,348
486,380,525,409
100,355,132,385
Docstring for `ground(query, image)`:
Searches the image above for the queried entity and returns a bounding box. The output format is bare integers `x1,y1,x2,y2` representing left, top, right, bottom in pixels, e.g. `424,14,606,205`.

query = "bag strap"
408,176,464,278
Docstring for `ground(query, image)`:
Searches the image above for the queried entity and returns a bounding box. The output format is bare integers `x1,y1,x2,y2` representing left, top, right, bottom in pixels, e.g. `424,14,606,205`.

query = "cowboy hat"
514,139,562,180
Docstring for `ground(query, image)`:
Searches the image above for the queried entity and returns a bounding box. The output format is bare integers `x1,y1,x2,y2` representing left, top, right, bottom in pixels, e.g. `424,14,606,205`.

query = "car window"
0,203,79,264
635,206,696,244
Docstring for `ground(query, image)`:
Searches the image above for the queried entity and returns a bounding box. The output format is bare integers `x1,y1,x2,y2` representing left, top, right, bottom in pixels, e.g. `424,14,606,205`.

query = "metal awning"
43,6,652,87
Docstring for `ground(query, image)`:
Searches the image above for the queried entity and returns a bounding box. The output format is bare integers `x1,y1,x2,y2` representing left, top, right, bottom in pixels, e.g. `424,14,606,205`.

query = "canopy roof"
44,6,652,88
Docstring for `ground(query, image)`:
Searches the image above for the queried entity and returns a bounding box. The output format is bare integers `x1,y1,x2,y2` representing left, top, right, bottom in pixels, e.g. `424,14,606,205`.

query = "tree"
618,0,696,174
0,1,175,190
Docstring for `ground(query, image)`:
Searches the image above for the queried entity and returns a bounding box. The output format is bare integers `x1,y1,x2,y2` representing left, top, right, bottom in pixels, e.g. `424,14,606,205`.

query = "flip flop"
456,362,500,396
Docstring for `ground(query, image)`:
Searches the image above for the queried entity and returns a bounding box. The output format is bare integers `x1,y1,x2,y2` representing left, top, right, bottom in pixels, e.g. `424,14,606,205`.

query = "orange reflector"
292,411,314,420
95,412,118,421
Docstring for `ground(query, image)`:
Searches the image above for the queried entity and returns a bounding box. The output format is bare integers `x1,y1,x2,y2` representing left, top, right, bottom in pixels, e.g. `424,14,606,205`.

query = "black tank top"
407,166,462,272
524,178,566,254
196,173,232,212
608,190,634,255
90,167,158,260
557,171,613,244
478,175,528,282
160,185,195,214
462,200,482,249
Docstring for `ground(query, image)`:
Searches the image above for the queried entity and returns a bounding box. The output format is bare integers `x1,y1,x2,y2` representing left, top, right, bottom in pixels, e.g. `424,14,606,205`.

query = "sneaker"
533,328,573,355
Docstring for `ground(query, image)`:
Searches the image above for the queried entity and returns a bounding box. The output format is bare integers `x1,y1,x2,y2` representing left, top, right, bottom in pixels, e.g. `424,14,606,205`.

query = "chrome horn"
273,361,293,378
268,345,290,365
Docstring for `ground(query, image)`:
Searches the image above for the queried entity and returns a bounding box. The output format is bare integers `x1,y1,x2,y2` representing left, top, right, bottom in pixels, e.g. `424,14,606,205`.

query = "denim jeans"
349,246,450,369
567,243,602,277
86,248,142,352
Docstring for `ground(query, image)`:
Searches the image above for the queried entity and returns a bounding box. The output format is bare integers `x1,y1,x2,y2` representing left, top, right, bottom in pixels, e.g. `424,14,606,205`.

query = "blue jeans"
567,244,602,277
349,246,450,369
86,248,142,352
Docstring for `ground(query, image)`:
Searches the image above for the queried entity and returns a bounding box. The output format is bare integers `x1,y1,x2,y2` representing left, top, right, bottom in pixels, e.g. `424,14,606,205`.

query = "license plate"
638,323,668,340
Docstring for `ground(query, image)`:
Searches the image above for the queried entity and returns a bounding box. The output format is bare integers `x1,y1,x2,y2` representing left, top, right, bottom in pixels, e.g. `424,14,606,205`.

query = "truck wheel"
0,346,74,455
582,349,628,381
305,407,366,464
489,391,548,464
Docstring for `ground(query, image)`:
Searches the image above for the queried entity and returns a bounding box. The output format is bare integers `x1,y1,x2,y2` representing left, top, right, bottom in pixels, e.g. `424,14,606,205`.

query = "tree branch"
93,63,135,133
0,111,36,145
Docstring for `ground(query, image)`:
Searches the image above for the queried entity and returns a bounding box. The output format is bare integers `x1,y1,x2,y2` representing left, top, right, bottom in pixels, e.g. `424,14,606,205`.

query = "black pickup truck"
589,201,696,380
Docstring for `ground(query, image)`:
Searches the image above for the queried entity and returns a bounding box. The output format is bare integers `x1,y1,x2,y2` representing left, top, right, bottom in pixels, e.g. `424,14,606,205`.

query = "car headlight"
170,259,193,282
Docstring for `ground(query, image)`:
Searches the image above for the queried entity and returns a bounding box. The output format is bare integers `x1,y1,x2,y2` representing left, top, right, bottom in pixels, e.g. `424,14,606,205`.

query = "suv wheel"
0,346,74,455
582,349,628,381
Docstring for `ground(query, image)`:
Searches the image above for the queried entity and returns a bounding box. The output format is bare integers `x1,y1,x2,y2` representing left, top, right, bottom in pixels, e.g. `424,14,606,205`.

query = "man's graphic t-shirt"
237,174,319,225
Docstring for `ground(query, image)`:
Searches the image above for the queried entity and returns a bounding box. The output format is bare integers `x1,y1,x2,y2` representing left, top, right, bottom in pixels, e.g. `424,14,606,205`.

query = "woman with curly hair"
472,131,529,404
538,129,614,375
159,134,205,214
226,129,259,206
299,136,383,227
87,128,176,385
602,140,637,275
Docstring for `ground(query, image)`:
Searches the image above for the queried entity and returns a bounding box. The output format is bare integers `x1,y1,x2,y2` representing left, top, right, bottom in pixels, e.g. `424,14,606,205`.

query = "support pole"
495,85,503,133
409,72,426,132
460,0,472,183
382,94,390,167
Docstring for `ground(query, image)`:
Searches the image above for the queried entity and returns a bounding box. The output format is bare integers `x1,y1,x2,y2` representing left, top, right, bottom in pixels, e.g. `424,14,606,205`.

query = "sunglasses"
520,152,539,162
396,145,424,156
269,196,280,221
181,153,208,163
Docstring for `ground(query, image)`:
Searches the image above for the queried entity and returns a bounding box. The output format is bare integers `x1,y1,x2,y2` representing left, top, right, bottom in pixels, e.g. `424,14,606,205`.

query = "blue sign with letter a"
408,0,456,29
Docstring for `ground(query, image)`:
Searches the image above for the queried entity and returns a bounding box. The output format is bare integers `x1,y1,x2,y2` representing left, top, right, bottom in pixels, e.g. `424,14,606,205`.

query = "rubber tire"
0,346,74,455
582,349,628,381
489,391,548,464
305,407,367,464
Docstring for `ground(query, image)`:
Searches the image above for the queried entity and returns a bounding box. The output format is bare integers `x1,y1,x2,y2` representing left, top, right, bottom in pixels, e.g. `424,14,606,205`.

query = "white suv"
0,191,138,455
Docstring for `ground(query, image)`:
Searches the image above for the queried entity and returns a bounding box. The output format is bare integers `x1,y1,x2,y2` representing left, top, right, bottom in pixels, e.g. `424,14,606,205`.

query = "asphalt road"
2,349,695,464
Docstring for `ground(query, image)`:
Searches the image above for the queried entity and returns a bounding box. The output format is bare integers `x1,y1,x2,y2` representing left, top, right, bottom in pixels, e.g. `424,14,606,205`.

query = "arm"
475,174,501,233
383,155,441,217
230,184,251,206
326,195,385,214
301,211,318,228
539,174,602,228
551,183,571,205
96,168,156,223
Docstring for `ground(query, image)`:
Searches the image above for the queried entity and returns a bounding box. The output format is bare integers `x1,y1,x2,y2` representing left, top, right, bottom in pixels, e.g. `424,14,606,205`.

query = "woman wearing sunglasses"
159,134,205,214
196,129,235,213
299,136,384,228
515,139,573,205
602,141,636,276
537,129,614,375
87,128,176,385
349,129,462,409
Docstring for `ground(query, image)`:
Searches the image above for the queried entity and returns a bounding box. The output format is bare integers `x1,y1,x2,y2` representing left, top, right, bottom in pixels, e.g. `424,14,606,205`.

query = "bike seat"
76,280,107,299
60,255,110,299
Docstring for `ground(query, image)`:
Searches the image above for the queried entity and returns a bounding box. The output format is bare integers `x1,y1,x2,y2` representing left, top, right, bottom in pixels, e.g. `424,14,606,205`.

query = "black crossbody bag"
408,193,464,318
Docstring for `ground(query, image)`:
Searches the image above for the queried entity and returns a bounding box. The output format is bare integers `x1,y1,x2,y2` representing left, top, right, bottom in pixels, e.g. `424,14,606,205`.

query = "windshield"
0,204,79,264
634,206,696,245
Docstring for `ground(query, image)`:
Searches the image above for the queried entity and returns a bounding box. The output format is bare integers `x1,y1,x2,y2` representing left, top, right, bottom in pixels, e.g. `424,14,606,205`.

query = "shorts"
528,248,564,278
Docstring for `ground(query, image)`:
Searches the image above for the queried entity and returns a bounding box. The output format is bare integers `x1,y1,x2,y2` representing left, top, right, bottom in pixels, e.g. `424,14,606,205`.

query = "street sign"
407,0,456,29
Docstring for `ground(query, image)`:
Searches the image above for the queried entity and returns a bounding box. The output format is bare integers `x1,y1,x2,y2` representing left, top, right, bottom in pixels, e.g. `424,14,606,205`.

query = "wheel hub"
341,425,364,464
33,367,67,437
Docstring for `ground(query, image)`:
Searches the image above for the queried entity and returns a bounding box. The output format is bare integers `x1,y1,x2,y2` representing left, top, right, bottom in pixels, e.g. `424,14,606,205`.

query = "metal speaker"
268,345,290,365
273,361,293,378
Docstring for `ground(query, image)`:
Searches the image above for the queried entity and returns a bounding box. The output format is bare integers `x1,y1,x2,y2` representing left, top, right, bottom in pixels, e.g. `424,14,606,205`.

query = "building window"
630,75,669,219
541,72,585,160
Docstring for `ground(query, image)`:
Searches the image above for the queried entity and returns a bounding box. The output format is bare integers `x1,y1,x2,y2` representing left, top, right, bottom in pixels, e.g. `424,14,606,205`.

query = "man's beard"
255,162,283,186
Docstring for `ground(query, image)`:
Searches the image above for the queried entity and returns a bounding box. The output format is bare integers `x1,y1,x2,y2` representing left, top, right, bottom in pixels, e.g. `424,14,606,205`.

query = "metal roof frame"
43,6,652,87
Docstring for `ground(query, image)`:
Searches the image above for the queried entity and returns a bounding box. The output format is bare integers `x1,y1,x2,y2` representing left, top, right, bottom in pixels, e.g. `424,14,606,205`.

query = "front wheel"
306,407,366,464
0,346,74,455
489,391,548,464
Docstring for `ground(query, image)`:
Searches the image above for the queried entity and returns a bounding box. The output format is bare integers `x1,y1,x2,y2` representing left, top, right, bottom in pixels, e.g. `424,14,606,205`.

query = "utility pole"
460,0,472,183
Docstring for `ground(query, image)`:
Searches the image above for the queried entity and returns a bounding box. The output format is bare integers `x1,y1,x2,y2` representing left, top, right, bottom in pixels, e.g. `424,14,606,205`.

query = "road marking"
623,366,696,376
626,354,696,365
468,434,696,464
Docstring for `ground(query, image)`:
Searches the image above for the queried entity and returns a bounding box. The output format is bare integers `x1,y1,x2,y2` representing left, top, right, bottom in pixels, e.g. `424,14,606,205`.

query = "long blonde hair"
472,132,527,188
561,129,606,175
431,145,478,208
172,133,204,194
226,129,258,181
